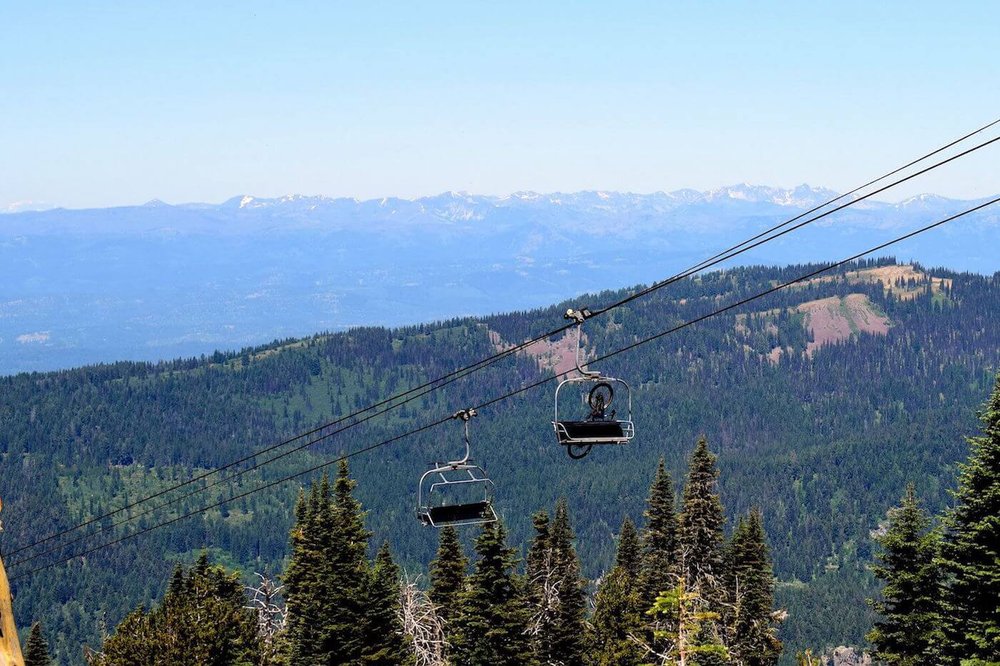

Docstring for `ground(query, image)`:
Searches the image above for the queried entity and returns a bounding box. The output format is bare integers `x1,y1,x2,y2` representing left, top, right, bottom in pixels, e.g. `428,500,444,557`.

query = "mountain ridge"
6,184,995,223
1,187,998,375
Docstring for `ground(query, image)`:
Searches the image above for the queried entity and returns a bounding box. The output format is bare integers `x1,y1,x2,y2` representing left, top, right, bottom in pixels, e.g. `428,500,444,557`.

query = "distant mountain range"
2,185,998,374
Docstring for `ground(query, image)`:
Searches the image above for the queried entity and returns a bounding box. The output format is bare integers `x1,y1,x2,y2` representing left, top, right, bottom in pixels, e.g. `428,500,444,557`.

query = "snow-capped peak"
2,200,57,214
899,193,949,207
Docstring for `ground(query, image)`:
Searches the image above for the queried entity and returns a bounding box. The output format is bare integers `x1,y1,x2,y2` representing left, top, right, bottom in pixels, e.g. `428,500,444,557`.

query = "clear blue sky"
2,1,998,209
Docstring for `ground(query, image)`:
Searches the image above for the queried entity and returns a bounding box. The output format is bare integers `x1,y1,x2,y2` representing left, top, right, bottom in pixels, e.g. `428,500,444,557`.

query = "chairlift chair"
553,308,635,459
416,409,498,527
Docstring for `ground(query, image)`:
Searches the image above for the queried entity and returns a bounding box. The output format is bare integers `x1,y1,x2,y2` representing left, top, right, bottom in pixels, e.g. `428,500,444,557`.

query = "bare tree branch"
398,574,448,666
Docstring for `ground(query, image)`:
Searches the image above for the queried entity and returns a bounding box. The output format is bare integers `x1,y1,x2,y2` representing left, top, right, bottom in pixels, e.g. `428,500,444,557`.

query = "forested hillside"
2,258,998,664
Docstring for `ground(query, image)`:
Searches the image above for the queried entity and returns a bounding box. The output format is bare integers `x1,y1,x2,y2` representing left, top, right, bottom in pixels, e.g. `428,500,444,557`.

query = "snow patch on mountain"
2,200,57,214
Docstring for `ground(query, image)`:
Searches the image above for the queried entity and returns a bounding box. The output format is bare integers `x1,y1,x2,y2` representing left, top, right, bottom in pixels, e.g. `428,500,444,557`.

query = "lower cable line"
11,196,997,583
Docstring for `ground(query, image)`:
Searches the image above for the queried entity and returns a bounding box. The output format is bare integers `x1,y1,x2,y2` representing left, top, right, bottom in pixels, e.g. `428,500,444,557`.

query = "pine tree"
678,437,726,598
525,509,551,599
361,541,413,665
24,622,52,666
327,459,374,663
940,373,1000,663
284,479,334,663
866,484,943,666
452,519,535,666
725,509,782,666
284,464,374,665
429,525,467,628
639,459,679,607
616,516,642,579
93,553,262,666
541,499,587,665
645,578,729,666
589,568,645,666
589,517,646,666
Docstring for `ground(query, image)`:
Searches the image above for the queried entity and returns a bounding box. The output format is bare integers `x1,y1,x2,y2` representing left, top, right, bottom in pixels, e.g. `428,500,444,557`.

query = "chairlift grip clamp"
453,408,477,422
564,307,594,324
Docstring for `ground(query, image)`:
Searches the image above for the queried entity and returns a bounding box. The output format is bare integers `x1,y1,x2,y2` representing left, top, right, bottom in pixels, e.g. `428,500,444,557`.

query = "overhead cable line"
11,195,998,583
9,119,999,564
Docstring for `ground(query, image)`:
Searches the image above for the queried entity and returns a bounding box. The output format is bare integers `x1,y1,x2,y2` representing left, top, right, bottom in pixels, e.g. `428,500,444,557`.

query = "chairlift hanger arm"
446,408,477,465
565,307,600,378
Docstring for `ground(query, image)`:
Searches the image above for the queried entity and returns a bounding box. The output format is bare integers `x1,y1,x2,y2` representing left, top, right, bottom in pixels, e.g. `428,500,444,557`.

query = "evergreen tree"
284,464,374,665
525,509,551,599
284,479,334,663
452,519,535,666
589,517,646,666
589,568,645,666
428,525,467,627
24,622,52,666
644,578,729,666
616,516,642,579
940,373,1000,663
678,437,726,598
361,541,413,665
92,553,261,666
866,484,943,666
540,499,587,665
327,459,374,663
639,459,679,606
725,509,782,666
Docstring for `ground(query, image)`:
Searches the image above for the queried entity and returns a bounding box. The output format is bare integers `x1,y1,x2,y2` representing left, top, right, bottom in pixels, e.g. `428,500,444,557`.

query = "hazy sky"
2,1,998,209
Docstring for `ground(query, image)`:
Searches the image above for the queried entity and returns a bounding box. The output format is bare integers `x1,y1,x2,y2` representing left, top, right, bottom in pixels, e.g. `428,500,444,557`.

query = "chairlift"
553,308,635,459
416,409,498,527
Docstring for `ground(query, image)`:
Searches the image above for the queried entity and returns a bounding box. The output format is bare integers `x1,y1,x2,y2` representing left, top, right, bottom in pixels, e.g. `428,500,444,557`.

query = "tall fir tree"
24,622,52,666
525,509,551,600
616,516,642,579
328,459,374,663
537,499,587,666
589,517,646,666
361,541,413,665
940,372,1000,663
639,459,679,607
428,524,468,628
725,509,782,666
284,463,374,665
867,484,943,666
284,477,335,663
678,437,726,598
452,519,535,666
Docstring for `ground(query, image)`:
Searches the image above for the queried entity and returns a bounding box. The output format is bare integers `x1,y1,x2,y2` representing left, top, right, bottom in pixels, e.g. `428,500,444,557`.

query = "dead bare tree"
526,546,563,640
398,574,448,666
245,572,287,663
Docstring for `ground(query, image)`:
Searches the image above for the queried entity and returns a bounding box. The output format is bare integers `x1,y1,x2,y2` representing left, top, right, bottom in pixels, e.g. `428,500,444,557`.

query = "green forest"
2,258,999,664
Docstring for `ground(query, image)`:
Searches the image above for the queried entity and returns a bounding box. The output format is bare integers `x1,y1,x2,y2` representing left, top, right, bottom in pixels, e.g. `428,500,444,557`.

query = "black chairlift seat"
555,420,627,444
418,501,494,527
